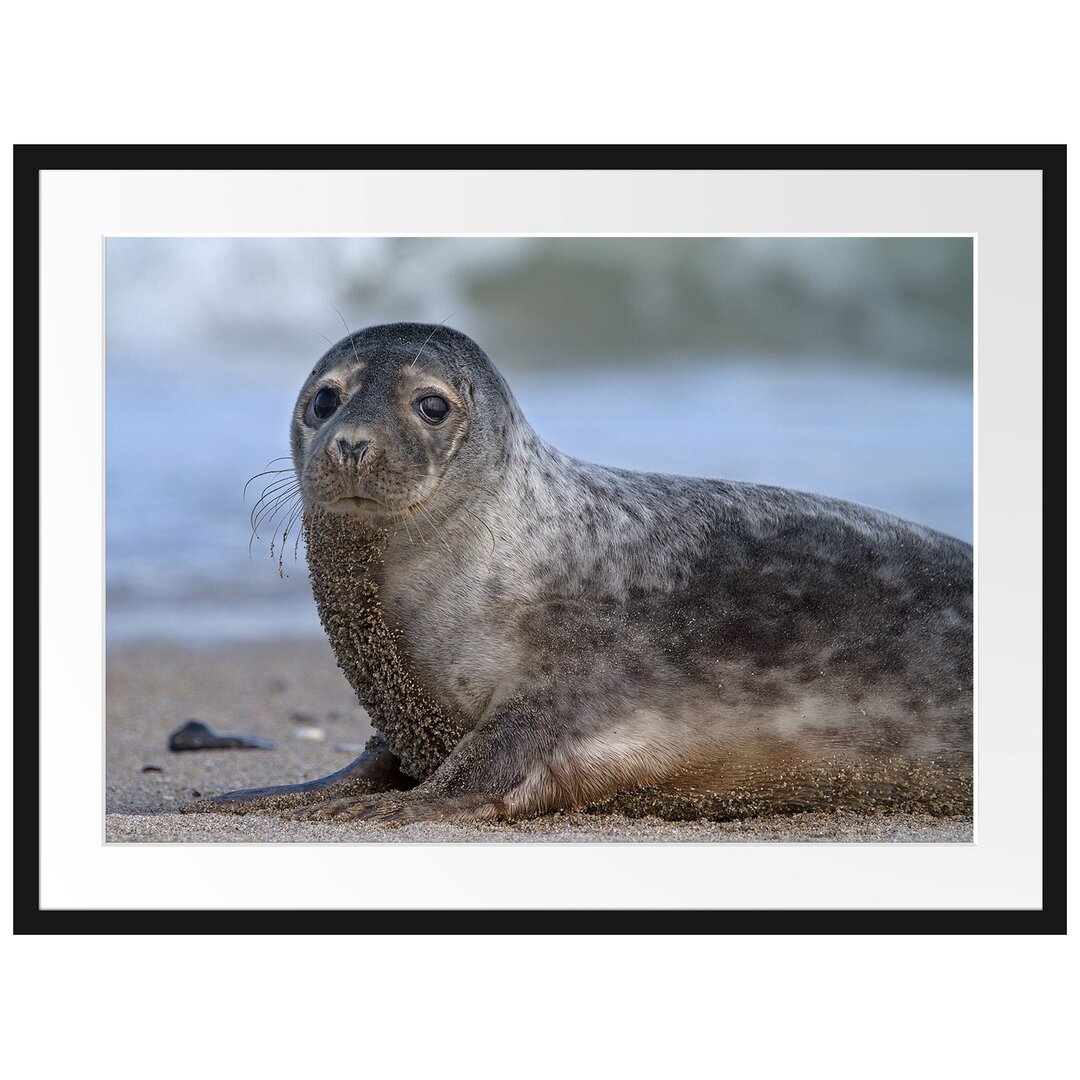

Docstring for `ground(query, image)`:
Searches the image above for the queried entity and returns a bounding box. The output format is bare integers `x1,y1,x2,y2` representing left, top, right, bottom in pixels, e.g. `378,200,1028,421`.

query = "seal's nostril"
336,438,371,465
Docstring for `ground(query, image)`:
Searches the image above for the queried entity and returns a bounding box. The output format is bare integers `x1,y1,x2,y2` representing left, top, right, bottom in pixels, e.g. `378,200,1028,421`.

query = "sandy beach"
106,640,973,843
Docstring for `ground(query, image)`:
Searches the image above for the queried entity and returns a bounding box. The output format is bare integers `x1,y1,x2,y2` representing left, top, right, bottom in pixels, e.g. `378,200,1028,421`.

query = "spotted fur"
221,323,973,824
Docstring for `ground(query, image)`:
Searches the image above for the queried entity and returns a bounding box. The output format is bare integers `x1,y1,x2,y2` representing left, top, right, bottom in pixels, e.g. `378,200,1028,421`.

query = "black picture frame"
15,144,1065,934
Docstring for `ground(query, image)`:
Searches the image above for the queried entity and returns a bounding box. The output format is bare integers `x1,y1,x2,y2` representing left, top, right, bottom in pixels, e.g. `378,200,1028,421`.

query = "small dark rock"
168,719,276,752
191,790,201,798
141,765,163,774
288,711,318,725
268,679,288,693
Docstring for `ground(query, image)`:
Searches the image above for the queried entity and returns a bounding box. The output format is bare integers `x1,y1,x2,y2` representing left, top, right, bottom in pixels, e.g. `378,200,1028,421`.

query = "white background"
3,3,1074,1080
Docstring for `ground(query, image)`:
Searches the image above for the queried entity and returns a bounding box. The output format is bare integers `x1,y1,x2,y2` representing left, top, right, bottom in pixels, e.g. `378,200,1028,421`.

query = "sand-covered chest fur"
302,508,470,779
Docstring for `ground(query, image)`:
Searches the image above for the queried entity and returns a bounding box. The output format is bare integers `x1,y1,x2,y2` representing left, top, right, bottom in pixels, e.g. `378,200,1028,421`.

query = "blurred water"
106,236,973,377
106,357,971,644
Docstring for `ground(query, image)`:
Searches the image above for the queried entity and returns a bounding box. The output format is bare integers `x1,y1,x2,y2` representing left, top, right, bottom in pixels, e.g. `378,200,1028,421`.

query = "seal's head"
292,323,522,524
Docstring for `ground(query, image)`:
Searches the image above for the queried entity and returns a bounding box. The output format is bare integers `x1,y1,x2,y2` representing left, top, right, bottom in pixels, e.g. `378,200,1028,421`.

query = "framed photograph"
18,145,1063,932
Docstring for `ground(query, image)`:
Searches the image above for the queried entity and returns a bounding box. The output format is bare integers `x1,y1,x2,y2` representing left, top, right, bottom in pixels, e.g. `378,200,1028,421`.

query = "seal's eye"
417,395,450,424
312,387,340,421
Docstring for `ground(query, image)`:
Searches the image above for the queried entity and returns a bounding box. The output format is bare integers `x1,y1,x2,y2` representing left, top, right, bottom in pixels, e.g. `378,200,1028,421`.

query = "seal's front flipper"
189,734,417,815
290,702,652,825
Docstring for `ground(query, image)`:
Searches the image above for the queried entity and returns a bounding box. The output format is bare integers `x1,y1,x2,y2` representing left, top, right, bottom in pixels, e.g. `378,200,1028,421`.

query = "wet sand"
106,641,973,843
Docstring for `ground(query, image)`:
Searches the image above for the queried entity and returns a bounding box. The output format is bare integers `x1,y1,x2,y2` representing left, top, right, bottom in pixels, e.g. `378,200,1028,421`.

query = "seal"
210,322,973,824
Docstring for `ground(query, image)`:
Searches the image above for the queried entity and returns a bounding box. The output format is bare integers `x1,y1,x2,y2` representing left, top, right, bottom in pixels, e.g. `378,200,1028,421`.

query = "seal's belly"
590,754,974,820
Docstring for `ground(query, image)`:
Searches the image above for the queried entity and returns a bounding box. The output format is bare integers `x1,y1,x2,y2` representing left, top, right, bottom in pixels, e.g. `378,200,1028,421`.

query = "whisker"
407,314,457,374
249,476,300,512
252,489,301,536
250,491,302,537
390,463,503,500
249,475,301,506
250,475,301,507
421,499,487,560
244,468,294,499
272,495,304,554
276,499,306,577
409,511,432,548
250,486,301,536
417,506,452,557
461,505,498,557
442,503,494,557
332,306,362,367
415,502,458,561
249,498,301,557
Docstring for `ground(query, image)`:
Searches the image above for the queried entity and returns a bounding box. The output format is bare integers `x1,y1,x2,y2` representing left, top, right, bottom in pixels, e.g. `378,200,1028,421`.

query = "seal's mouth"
324,495,395,520
324,493,431,522
331,496,384,511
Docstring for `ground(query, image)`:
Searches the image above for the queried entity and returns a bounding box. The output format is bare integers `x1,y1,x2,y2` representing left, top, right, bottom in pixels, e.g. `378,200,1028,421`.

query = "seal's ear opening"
463,381,476,405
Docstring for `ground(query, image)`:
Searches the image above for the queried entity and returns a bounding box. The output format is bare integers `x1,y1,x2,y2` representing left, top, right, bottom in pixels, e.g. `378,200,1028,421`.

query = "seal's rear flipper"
185,734,417,815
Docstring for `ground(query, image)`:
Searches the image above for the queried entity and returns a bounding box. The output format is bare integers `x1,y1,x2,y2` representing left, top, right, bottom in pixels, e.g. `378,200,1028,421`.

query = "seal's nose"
335,437,371,466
